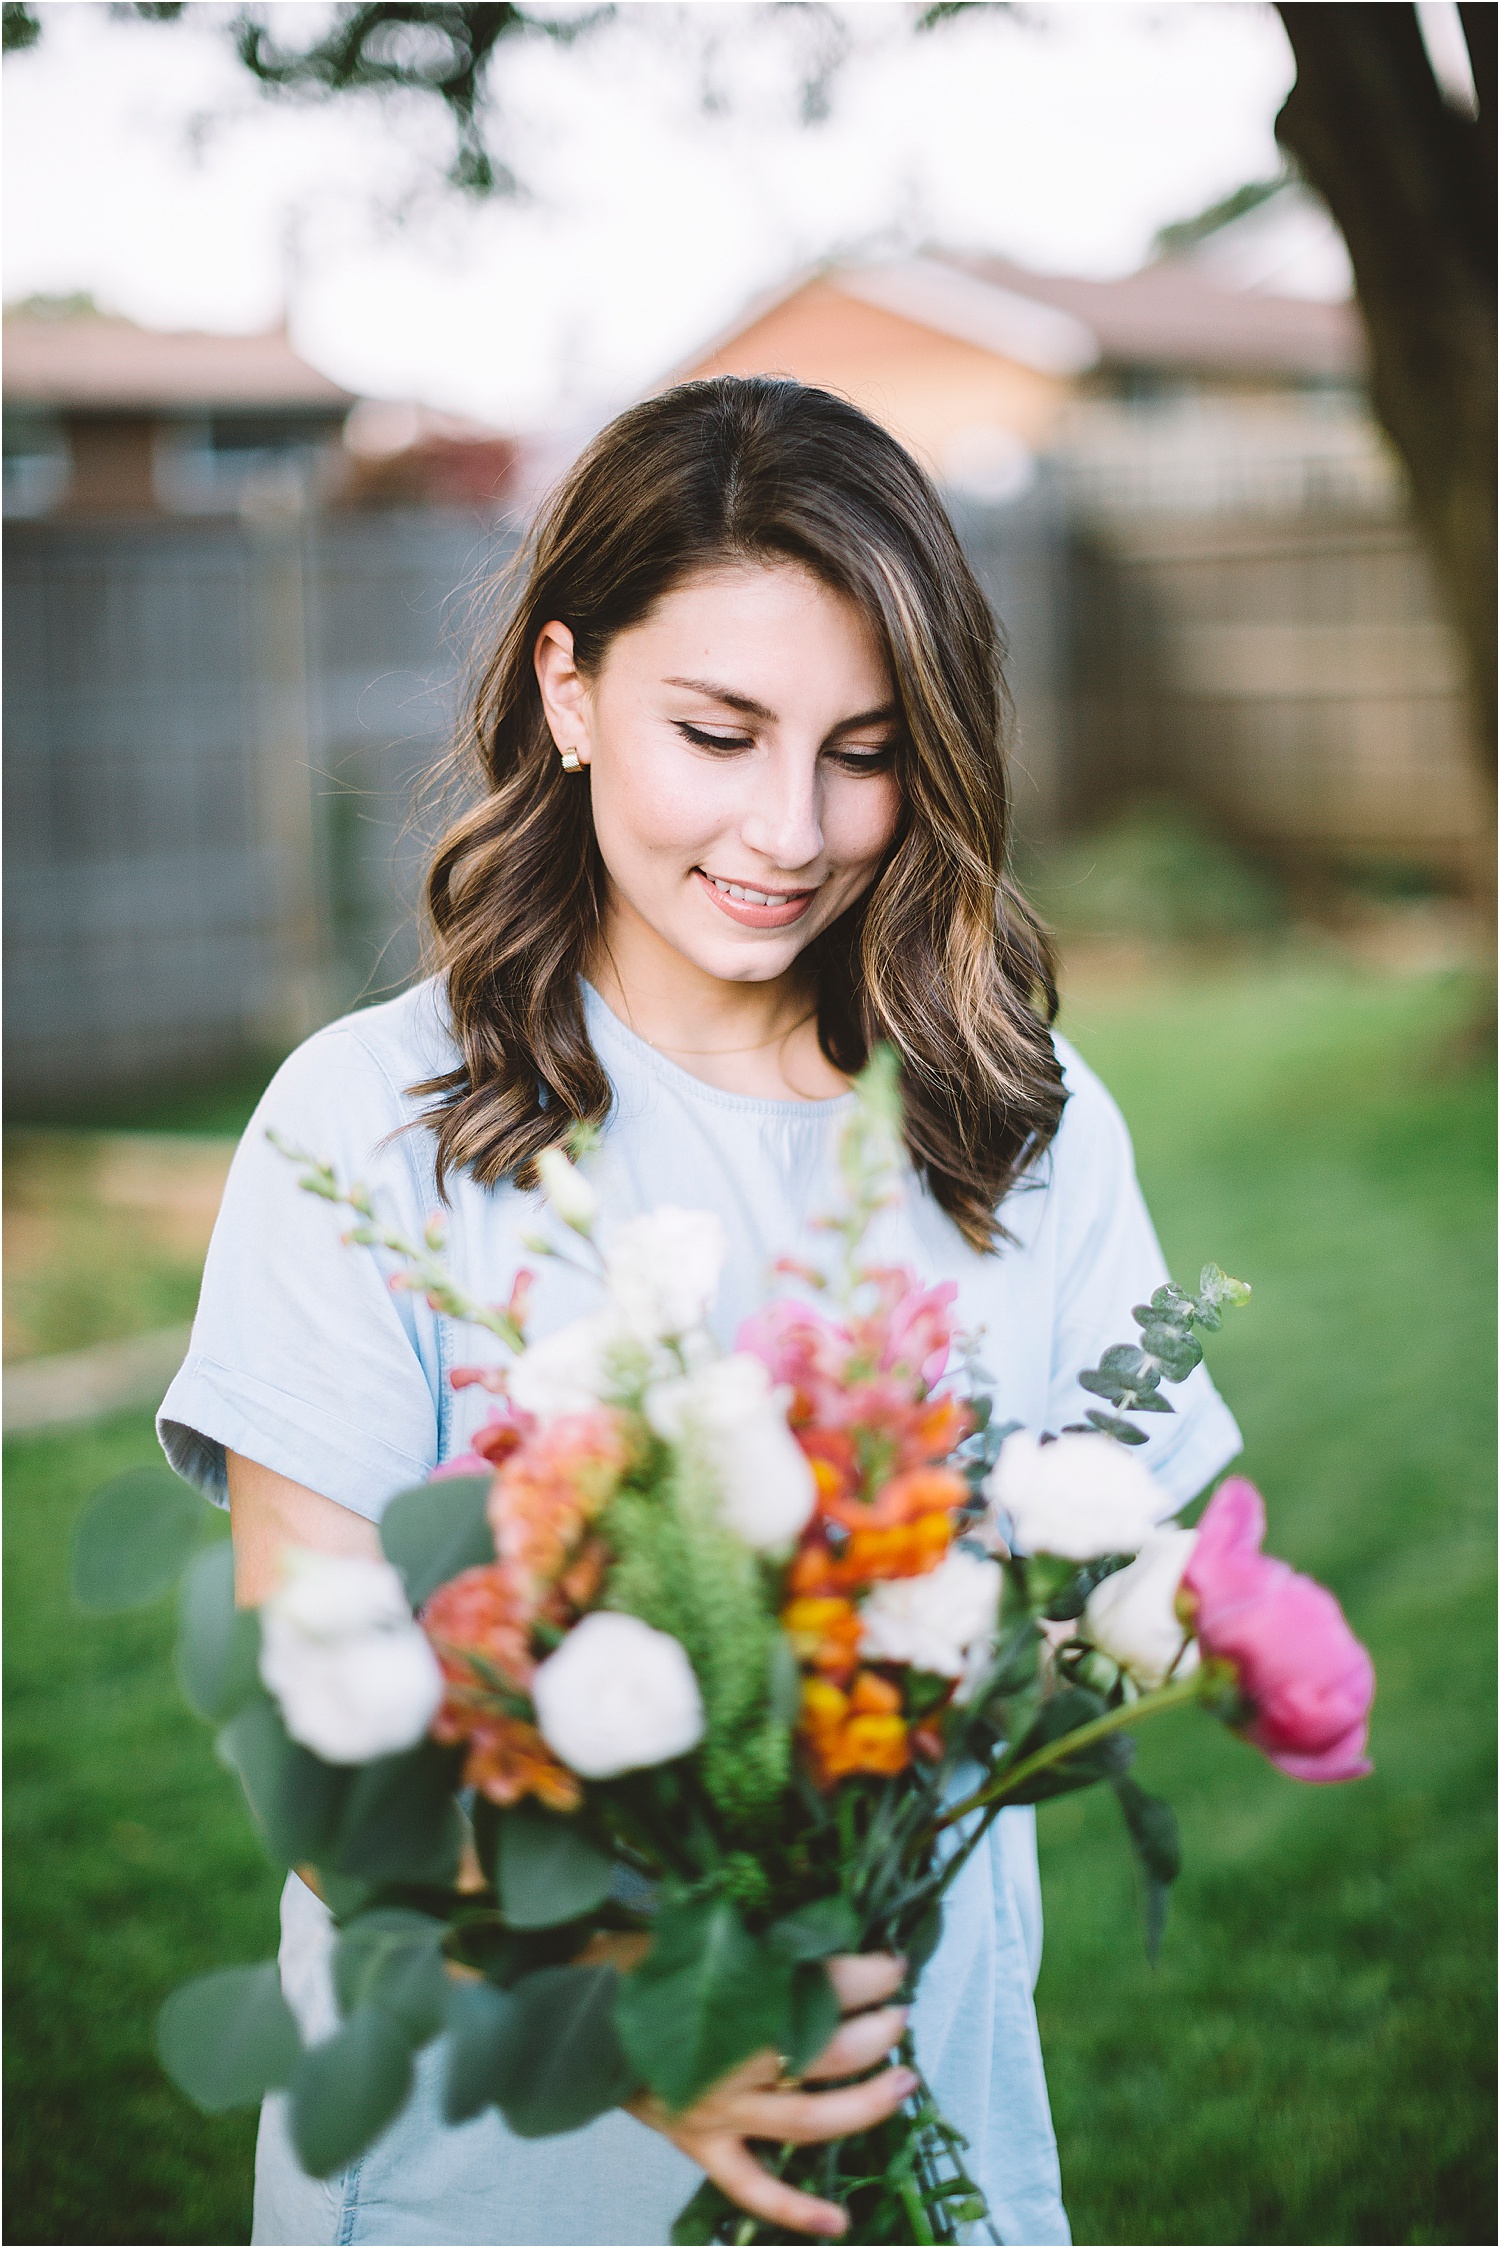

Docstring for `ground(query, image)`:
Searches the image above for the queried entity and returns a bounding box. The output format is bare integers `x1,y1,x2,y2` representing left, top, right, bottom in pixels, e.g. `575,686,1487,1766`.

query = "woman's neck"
587,900,851,1102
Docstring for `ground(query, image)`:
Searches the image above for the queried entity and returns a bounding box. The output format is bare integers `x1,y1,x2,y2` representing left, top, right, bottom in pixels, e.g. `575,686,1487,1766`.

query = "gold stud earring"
559,747,583,773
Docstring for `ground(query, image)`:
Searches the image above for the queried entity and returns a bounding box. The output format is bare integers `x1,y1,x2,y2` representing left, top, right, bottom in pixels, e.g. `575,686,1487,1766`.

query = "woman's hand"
627,1952,914,2240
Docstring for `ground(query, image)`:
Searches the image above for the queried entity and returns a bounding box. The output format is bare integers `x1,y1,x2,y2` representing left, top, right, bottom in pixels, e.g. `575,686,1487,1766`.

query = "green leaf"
216,1697,352,1867
176,1542,261,1722
72,1465,202,1613
331,1740,464,1887
380,1477,494,1608
501,1965,637,2136
767,1630,804,1726
671,2179,741,2246
1082,1410,1152,1445
442,1977,523,2125
903,1902,944,1979
289,2004,415,2177
1137,1324,1203,1381
615,1891,790,2111
1002,1686,1136,1804
156,1962,301,2114
768,1895,859,1963
1113,1775,1183,1963
496,1802,616,1930
781,1960,841,2075
334,1908,449,2043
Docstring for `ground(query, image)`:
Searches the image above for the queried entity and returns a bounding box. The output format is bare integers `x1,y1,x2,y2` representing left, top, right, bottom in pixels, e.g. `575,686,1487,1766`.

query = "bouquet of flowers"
76,1055,1376,2246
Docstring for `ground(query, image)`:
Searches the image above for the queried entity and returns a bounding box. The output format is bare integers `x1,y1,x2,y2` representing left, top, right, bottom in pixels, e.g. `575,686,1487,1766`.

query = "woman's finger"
801,2003,909,2083
697,2135,848,2240
732,2062,918,2145
825,1952,906,2013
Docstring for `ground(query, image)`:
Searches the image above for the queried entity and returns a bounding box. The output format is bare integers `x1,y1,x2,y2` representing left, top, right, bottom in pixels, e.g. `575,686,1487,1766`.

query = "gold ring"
773,2055,803,2092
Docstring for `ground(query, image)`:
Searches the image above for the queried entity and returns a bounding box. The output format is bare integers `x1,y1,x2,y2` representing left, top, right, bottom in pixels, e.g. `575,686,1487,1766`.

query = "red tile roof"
3,313,356,412
935,251,1363,381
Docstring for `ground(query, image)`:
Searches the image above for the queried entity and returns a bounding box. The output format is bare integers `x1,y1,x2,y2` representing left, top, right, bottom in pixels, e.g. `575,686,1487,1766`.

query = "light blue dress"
160,978,1241,2248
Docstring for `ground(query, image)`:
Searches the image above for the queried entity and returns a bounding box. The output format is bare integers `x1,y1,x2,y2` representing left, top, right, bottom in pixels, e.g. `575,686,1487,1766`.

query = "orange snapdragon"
488,1408,634,1607
800,1670,911,1787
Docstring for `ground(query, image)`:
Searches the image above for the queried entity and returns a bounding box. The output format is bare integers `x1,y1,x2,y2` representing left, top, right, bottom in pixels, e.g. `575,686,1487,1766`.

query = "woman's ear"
534,620,591,768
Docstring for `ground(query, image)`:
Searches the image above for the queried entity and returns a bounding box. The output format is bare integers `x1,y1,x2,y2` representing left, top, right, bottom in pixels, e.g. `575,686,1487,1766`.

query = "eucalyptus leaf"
501,1965,637,2136
496,1803,616,1930
1137,1325,1203,1380
1082,1410,1152,1445
217,1697,352,1867
768,1895,859,1963
289,2004,415,2177
156,1961,300,2114
332,1739,465,1887
334,1908,449,2043
380,1477,494,1608
176,1542,261,1722
781,1960,841,2075
615,1891,790,2112
72,1466,202,1614
442,1977,523,2125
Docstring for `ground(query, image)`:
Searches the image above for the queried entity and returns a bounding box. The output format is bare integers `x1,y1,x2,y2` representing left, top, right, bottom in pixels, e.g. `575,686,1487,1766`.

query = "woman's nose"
740,750,824,873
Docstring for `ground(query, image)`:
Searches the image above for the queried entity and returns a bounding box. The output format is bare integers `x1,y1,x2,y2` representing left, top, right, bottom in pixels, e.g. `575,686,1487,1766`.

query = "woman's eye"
831,745,897,774
678,722,753,753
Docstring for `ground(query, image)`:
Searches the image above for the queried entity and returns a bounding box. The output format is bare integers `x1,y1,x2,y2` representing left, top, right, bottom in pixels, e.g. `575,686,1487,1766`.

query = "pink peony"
860,1269,959,1390
429,1451,492,1482
1179,1479,1374,1783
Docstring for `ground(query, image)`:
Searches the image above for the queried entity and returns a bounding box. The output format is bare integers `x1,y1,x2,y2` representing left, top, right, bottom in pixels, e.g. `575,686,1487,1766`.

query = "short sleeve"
1041,1037,1242,1513
158,1023,445,1521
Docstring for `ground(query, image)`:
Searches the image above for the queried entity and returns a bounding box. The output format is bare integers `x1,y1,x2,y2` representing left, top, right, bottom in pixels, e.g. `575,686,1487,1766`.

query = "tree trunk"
1273,4,1496,873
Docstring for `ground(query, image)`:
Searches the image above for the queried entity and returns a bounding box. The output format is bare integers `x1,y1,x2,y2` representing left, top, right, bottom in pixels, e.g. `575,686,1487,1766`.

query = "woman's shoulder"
256,978,458,1129
1047,1030,1135,1171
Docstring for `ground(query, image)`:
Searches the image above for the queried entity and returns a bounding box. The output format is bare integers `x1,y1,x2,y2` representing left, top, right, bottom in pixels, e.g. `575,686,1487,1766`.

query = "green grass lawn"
3,960,1493,2245
1038,960,1496,2246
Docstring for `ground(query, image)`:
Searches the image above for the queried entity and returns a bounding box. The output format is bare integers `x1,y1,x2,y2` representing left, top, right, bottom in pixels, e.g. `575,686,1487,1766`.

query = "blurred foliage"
1025,803,1289,949
3,1135,234,1363
1039,958,1495,2245
2,960,1492,2243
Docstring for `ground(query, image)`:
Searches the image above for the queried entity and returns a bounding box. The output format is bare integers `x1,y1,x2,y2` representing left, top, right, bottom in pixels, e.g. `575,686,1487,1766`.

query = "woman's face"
534,562,903,987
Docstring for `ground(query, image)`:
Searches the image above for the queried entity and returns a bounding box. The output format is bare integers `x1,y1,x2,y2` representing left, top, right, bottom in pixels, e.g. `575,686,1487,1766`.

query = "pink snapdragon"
1179,1478,1374,1783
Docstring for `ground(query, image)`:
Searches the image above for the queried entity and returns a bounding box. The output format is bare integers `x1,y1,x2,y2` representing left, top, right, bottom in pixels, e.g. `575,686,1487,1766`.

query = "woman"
160,376,1241,2247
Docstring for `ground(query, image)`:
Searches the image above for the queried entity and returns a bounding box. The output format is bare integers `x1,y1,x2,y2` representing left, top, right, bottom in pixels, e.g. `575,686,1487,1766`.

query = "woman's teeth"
703,873,802,907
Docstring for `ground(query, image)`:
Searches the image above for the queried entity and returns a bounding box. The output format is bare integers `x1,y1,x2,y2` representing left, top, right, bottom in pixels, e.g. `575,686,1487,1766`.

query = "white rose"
605,1207,728,1343
858,1549,1003,1680
645,1354,816,1550
531,1611,705,1778
258,1550,443,1765
985,1431,1163,1561
535,1147,599,1235
1083,1528,1201,1691
507,1309,630,1420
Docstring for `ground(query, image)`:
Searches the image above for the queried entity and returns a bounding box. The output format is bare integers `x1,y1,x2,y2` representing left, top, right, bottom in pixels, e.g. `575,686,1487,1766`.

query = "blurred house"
2,303,357,517
671,229,1364,496
671,225,1482,887
3,305,523,1107
2,301,524,519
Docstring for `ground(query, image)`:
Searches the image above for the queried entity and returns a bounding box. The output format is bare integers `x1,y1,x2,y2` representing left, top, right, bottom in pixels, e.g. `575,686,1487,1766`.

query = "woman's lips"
694,867,817,929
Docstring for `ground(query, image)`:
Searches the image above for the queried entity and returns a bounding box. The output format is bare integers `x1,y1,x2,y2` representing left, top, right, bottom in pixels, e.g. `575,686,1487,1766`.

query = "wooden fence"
3,483,1482,1107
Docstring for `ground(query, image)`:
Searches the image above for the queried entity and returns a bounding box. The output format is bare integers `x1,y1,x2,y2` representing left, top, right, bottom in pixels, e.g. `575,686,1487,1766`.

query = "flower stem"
928,1672,1205,1836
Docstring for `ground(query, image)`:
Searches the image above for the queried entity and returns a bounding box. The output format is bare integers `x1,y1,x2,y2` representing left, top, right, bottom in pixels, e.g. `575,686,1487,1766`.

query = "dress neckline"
581,980,859,1123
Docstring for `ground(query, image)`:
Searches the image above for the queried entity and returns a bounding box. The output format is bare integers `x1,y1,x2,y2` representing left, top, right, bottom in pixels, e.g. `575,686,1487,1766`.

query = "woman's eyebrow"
665,676,897,737
665,675,777,721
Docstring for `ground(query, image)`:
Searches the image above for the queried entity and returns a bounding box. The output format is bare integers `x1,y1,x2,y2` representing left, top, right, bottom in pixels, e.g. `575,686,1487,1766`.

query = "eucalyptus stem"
927,1672,1205,1839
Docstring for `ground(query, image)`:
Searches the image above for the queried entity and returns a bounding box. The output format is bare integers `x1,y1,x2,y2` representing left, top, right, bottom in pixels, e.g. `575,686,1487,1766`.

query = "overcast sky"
0,1,1442,432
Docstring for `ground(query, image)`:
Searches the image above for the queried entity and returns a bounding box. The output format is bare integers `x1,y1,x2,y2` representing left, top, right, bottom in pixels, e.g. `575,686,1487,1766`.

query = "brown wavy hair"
417,376,1065,1251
